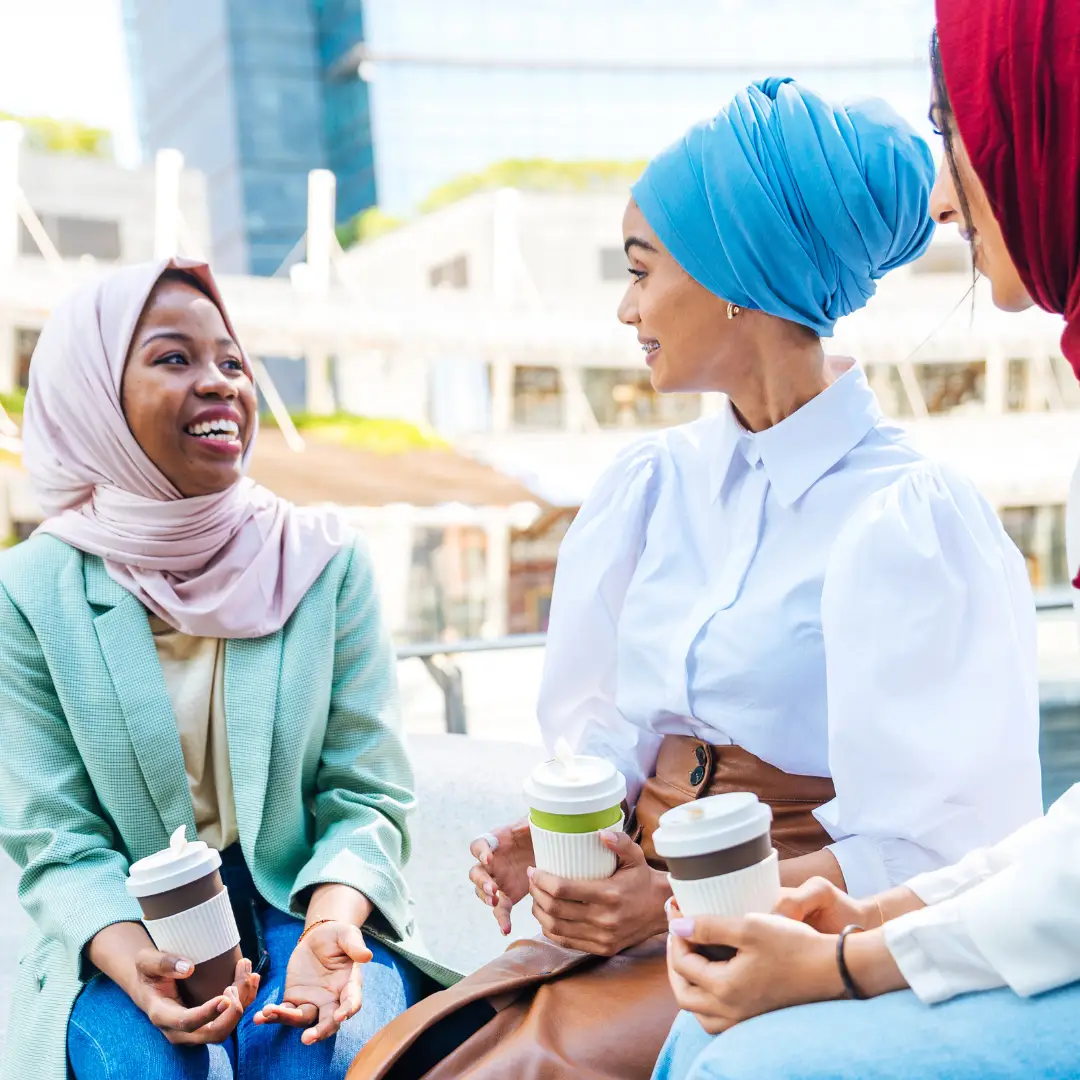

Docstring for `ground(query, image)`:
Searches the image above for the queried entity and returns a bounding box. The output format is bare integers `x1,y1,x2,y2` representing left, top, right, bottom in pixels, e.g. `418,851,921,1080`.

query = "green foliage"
263,412,447,454
0,388,25,417
337,158,646,249
336,206,407,248
420,158,648,214
0,111,112,159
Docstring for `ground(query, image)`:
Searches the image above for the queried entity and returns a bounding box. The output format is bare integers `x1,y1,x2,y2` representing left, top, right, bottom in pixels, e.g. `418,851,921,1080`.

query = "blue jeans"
67,847,430,1079
652,983,1080,1080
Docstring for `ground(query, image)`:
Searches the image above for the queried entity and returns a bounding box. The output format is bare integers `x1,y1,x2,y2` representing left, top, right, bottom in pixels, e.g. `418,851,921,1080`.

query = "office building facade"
123,0,375,274
125,0,936,269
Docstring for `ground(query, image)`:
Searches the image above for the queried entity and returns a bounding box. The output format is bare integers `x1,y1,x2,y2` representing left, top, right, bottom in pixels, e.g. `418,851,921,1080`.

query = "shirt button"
689,765,706,786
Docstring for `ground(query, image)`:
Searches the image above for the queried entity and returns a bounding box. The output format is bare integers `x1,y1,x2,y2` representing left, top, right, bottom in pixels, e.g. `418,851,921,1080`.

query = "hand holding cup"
133,949,259,1045
126,826,244,1006
652,792,780,961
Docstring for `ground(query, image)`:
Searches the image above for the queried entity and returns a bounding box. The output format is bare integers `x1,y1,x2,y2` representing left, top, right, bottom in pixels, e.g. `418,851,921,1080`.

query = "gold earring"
727,302,741,320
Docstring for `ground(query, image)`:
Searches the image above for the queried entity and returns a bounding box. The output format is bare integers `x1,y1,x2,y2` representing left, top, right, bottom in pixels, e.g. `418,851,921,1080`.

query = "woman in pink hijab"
0,260,451,1080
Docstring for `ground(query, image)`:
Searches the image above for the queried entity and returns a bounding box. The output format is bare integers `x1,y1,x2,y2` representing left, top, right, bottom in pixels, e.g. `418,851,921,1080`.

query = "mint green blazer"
0,534,455,1080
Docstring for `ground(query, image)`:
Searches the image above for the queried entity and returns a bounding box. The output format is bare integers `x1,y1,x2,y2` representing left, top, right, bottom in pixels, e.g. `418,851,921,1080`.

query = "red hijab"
935,0,1080,372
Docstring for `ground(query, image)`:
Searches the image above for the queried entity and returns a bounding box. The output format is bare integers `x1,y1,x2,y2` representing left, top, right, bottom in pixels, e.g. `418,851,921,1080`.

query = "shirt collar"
709,363,882,508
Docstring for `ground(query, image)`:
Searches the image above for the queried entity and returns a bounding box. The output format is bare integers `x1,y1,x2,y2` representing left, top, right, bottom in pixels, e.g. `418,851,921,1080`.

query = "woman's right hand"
773,877,880,934
131,949,260,1045
469,818,535,935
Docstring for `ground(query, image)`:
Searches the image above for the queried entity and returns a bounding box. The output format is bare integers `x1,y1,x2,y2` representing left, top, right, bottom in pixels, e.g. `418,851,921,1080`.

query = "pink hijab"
22,258,348,639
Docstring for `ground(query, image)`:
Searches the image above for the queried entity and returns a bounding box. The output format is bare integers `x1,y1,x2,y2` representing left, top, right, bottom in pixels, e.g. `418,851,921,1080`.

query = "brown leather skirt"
350,735,835,1080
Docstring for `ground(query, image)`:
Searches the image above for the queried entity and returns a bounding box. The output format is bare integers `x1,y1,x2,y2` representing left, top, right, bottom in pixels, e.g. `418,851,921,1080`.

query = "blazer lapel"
87,560,195,837
224,632,282,853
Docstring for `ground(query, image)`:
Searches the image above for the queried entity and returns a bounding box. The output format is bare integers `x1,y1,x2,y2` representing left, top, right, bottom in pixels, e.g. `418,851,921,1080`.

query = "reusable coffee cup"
652,792,779,961
524,738,627,880
126,826,243,1006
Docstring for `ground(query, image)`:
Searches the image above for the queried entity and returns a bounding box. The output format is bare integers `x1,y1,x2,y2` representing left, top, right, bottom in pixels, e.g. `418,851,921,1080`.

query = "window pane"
582,368,699,428
429,254,469,290
54,217,122,260
599,246,627,282
513,366,562,428
1000,504,1069,588
15,328,40,389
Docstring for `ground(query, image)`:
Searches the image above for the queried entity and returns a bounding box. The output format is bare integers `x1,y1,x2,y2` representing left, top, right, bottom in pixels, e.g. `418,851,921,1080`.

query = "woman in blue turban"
354,79,1042,1080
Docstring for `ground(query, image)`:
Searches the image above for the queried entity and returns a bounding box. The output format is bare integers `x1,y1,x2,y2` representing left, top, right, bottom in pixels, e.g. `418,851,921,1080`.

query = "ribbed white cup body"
668,850,780,918
529,819,620,880
142,887,241,964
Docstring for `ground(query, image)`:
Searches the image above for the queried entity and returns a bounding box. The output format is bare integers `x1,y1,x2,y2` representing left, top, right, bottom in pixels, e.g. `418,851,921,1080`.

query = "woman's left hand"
528,830,671,956
254,921,373,1045
666,911,843,1034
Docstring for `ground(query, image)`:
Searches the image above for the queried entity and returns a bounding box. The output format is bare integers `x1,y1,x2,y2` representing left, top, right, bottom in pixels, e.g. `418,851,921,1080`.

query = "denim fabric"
652,983,1080,1080
67,849,430,1079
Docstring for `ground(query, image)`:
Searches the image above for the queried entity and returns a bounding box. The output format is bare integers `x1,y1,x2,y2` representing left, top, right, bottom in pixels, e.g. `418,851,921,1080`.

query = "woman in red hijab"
650,1,1080,1077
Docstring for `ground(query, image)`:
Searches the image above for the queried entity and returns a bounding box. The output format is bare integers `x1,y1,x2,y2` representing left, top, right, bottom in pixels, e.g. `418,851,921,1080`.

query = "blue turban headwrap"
631,77,935,336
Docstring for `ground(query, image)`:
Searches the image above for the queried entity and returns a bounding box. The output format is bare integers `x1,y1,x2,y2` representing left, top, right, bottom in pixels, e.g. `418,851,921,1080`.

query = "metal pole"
421,655,468,735
304,170,337,415
306,169,336,295
154,148,184,259
0,122,22,274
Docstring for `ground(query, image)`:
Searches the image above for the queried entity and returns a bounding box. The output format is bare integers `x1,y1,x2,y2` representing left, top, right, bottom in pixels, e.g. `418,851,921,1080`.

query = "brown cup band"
665,831,772,881
136,871,224,921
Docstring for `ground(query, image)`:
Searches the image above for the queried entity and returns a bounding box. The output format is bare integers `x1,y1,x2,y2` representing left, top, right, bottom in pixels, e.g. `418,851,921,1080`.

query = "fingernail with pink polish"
175,959,193,974
664,896,675,918
669,918,695,938
599,829,619,843
526,867,535,880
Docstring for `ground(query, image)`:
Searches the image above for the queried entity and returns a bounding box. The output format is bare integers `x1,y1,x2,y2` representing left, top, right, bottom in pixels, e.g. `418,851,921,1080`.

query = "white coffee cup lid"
523,739,627,816
126,826,222,898
652,792,772,859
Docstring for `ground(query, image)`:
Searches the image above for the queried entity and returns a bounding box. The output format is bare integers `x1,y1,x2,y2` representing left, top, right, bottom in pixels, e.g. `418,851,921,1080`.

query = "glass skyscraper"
124,0,375,274
358,0,938,215
124,0,937,271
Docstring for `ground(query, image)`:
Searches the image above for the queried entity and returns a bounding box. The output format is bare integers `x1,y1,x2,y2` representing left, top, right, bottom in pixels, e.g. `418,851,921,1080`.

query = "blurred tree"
262,410,447,454
0,111,112,158
337,158,646,248
420,158,647,213
336,206,406,248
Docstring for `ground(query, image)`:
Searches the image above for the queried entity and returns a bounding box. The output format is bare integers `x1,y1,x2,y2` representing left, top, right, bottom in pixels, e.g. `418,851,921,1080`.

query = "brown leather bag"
349,736,835,1080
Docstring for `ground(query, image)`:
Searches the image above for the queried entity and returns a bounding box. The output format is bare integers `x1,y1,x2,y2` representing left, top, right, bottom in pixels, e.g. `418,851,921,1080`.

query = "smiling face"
616,199,739,393
121,273,257,497
928,52,1032,313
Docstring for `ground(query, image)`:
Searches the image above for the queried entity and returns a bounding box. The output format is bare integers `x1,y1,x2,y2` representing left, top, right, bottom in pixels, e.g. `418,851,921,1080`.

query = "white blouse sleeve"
537,442,665,806
817,465,1043,898
885,784,1080,1002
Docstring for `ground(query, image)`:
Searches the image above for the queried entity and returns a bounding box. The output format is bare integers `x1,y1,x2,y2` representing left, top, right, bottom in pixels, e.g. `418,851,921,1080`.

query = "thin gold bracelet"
297,918,335,945
873,896,887,929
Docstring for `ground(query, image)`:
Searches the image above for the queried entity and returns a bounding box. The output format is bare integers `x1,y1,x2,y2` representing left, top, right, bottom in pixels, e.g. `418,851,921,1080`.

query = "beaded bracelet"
836,924,868,1001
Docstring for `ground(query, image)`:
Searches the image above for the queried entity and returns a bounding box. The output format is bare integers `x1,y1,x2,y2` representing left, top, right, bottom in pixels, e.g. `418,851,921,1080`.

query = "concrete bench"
0,734,543,1054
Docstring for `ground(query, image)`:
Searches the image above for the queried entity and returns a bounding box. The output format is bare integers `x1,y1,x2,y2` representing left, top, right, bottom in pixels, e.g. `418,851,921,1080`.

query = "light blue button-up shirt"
538,364,1043,897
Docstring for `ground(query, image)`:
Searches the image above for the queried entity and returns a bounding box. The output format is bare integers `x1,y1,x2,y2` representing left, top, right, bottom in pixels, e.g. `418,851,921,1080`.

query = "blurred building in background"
0,136,210,395
3,0,1078,645
358,0,937,215
122,0,375,274
3,114,1080,639
121,0,937,273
